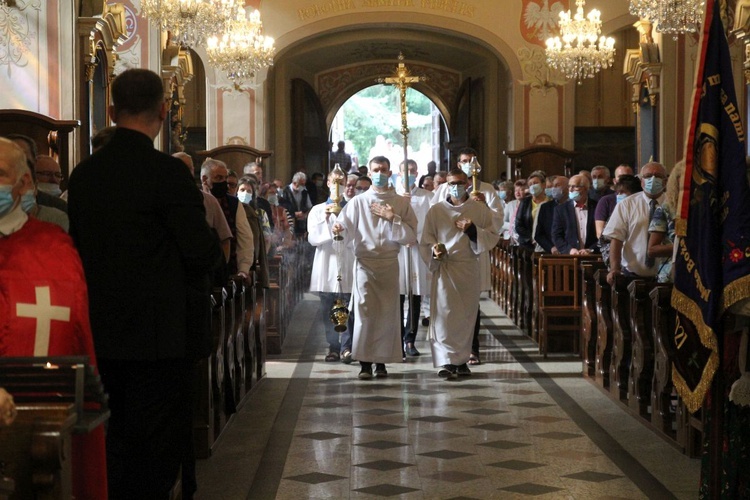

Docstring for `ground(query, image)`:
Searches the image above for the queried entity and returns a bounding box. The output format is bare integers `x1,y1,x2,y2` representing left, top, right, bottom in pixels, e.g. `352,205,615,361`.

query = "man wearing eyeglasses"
551,174,598,255
35,155,64,197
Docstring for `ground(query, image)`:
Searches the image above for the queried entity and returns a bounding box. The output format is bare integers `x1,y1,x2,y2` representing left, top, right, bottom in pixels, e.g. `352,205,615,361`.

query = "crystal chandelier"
545,0,616,84
629,0,705,38
141,0,240,48
206,8,275,87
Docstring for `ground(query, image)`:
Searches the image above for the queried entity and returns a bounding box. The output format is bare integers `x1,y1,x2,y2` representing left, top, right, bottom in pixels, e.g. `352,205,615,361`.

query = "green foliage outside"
340,85,434,162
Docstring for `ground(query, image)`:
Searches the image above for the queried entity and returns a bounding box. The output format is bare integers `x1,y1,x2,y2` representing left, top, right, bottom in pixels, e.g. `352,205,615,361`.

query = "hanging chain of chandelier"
141,0,275,86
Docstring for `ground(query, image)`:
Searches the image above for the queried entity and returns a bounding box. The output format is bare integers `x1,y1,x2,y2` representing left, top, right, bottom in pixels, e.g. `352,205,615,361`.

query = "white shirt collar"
0,203,29,238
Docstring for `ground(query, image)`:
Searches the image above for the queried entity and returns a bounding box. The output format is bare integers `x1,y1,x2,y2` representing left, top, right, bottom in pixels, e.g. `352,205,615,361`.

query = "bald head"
35,155,62,185
614,164,633,182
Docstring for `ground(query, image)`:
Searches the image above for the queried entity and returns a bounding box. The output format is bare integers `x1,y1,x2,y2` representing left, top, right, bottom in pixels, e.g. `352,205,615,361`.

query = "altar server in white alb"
332,156,418,380
420,169,500,379
396,159,434,357
308,171,354,363
430,147,503,365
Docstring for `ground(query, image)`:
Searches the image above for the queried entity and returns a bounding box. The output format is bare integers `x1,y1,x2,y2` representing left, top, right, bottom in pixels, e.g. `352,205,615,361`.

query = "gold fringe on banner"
670,287,720,414
721,273,750,314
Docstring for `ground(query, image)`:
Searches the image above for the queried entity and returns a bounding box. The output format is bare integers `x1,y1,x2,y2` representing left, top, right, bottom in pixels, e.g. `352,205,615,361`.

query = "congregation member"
420,168,500,379
598,174,642,267
535,175,568,253
68,68,223,500
432,148,503,366
331,140,353,171
237,176,270,288
6,133,68,214
260,182,294,254
594,164,635,238
503,179,527,242
647,161,684,283
433,170,448,187
174,152,232,263
396,159,434,357
420,175,435,192
344,174,358,201
332,156,417,380
589,165,614,202
515,170,548,250
355,175,372,193
0,137,107,499
551,174,598,254
308,171,354,362
227,169,240,196
201,158,255,279
603,161,667,284
242,163,274,229
21,170,69,232
34,154,64,197
309,172,329,204
282,171,313,236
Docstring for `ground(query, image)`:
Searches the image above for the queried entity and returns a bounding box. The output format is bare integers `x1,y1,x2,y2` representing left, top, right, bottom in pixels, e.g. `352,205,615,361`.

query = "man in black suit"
551,174,599,254
534,175,568,253
68,69,222,499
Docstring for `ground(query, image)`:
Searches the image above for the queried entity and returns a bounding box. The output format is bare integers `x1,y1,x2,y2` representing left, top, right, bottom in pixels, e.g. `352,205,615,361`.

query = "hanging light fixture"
629,0,705,38
206,8,275,88
545,0,616,84
141,0,240,48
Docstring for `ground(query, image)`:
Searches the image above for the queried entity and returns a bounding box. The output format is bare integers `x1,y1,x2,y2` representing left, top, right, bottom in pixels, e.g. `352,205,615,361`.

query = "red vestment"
0,217,107,499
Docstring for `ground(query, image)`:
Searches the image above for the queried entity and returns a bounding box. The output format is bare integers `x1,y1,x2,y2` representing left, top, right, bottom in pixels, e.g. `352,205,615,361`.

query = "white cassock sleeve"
389,203,418,246
471,203,502,254
235,203,255,273
307,203,334,247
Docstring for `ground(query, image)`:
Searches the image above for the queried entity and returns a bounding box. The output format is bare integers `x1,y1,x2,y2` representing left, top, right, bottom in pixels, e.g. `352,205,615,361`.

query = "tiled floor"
195,294,700,499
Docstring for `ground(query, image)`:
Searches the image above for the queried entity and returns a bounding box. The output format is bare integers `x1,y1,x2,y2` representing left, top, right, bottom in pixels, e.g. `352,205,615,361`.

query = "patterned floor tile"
504,389,544,395
411,415,459,423
563,471,624,482
478,440,531,450
355,423,406,432
462,408,509,416
355,440,409,450
499,482,565,495
297,431,348,440
523,415,569,423
424,471,484,483
305,401,350,409
406,388,446,395
417,449,475,459
457,395,500,402
534,431,584,440
417,431,467,440
512,402,555,408
546,450,603,460
357,395,399,402
353,483,420,496
356,408,402,416
469,423,517,431
284,472,347,484
354,459,414,471
487,459,547,470
495,379,533,384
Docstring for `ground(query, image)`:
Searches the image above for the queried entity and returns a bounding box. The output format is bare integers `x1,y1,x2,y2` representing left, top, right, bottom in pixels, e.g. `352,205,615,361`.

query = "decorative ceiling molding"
623,20,661,109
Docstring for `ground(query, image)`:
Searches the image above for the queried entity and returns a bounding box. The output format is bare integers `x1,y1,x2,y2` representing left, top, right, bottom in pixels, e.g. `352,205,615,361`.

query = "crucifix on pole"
378,52,427,349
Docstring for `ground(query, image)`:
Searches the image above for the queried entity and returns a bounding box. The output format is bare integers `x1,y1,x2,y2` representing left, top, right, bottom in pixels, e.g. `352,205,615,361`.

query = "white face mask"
267,194,279,206
37,182,62,197
238,191,253,204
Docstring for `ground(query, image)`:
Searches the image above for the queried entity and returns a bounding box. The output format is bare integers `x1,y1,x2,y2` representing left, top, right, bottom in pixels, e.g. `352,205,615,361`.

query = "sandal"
468,353,481,365
325,352,340,362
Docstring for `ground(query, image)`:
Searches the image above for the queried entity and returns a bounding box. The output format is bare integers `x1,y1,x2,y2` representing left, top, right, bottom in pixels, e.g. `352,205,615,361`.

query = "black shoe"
341,350,352,364
438,365,457,379
358,362,373,380
405,343,420,356
421,317,430,326
374,363,388,378
456,363,472,376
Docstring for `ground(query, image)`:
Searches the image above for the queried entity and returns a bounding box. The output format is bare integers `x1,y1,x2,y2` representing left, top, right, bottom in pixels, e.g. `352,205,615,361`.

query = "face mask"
449,183,467,199
267,194,279,206
402,174,416,186
21,191,36,213
569,190,581,202
210,181,228,198
551,187,564,201
314,180,323,188
616,193,627,204
370,172,389,188
529,183,543,197
0,185,16,217
37,182,62,197
643,176,664,195
498,191,507,201
592,178,606,191
238,191,253,204
460,162,472,176
545,187,554,197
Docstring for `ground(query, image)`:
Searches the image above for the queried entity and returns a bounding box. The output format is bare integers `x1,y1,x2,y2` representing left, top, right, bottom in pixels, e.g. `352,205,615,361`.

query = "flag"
672,0,750,413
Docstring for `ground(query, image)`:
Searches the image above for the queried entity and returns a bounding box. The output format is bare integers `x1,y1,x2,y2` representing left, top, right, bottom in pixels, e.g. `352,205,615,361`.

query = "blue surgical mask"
401,174,416,187
551,187,564,201
529,183,543,197
21,191,36,213
0,185,17,217
643,176,664,195
616,193,627,204
460,162,472,176
592,178,606,191
545,187,554,197
569,190,581,202
449,183,467,199
498,190,507,200
267,194,279,206
370,172,389,188
238,191,253,204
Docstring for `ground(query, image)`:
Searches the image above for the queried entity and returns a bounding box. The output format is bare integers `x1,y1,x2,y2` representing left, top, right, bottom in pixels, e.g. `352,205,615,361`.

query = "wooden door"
291,79,329,174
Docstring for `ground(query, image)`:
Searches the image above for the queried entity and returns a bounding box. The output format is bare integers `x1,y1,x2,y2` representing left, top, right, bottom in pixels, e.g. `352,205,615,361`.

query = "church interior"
2,0,750,498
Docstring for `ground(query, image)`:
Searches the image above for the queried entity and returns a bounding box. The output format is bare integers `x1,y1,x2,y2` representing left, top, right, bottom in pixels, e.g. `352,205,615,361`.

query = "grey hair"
0,137,30,178
200,157,227,178
292,171,306,184
591,165,611,178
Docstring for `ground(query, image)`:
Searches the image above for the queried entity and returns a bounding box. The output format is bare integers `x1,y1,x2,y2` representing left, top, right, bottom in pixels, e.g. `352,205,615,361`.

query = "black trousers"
98,358,193,500
399,294,422,344
472,307,480,355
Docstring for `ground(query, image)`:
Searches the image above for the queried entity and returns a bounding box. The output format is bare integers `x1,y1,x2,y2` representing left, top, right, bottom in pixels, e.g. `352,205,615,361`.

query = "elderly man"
0,137,108,499
282,171,313,236
6,133,68,213
35,154,64,197
551,174,598,254
397,159,434,357
603,161,667,284
594,164,634,238
589,165,614,202
420,168,500,378
201,158,255,279
535,175,568,253
69,69,222,499
344,174,358,202
243,161,264,183
332,156,418,379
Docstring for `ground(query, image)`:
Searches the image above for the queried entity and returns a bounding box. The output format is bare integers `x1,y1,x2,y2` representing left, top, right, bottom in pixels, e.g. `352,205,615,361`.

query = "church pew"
581,260,607,377
610,275,635,402
228,277,247,410
210,287,228,447
253,282,267,380
242,276,258,394
502,242,513,313
530,252,542,342
627,279,655,418
650,283,676,439
265,254,283,354
223,280,239,416
594,269,613,389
